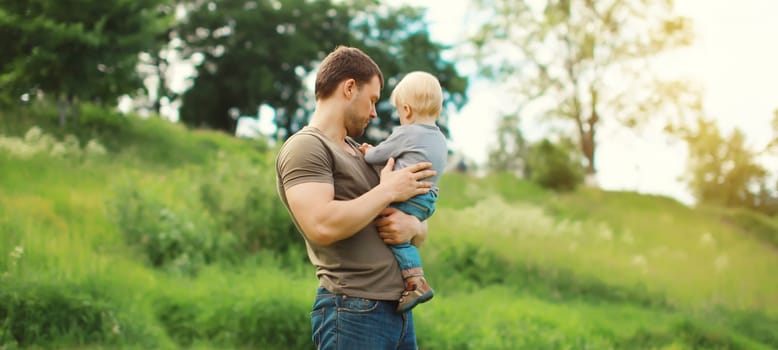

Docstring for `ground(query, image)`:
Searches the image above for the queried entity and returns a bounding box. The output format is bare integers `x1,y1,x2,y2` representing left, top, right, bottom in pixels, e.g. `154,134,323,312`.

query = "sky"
393,0,778,205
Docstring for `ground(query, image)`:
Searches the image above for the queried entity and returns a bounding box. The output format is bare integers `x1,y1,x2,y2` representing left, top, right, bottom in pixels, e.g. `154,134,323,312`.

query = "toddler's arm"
364,130,406,165
359,143,373,155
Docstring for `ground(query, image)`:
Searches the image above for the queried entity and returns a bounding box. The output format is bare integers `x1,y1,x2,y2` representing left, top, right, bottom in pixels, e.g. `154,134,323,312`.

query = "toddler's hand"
359,143,373,155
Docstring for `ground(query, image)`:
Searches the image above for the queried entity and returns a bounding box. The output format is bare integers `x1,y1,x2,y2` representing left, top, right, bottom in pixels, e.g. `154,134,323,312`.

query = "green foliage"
154,291,309,348
196,153,302,256
527,138,585,191
75,103,131,143
111,186,235,275
177,0,355,133
0,0,172,107
0,125,107,161
487,114,528,176
717,207,778,248
616,319,756,350
431,236,669,309
109,152,301,274
0,282,115,348
676,117,776,215
724,310,778,349
0,102,270,167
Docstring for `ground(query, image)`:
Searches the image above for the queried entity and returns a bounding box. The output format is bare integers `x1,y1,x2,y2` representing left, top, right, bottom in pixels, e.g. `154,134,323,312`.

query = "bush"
0,282,114,348
617,319,751,350
197,154,301,256
526,138,584,191
0,278,174,349
724,310,778,349
111,186,237,275
0,126,106,160
722,208,778,248
76,103,129,145
154,291,309,348
430,239,669,308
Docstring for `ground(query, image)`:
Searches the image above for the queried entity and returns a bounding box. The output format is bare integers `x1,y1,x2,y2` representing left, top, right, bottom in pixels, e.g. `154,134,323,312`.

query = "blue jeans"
389,192,436,271
390,192,436,222
390,243,422,271
311,287,417,350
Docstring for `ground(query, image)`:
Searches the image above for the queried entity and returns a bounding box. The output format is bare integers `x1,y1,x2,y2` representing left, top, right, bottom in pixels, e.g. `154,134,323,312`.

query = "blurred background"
1,0,777,349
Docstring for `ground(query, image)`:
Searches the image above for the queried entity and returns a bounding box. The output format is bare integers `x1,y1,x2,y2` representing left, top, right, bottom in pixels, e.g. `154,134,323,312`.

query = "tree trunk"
153,53,166,116
58,94,69,128
581,129,595,175
69,94,78,125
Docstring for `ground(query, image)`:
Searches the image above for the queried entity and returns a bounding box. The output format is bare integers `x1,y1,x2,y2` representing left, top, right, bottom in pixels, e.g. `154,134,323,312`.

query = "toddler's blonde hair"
390,71,443,118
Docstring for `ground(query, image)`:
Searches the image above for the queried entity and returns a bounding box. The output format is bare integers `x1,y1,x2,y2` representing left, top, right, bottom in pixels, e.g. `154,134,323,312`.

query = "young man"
275,46,435,349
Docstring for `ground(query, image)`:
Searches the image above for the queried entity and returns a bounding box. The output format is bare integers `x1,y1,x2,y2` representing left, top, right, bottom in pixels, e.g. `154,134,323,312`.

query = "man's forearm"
288,182,398,246
316,186,394,243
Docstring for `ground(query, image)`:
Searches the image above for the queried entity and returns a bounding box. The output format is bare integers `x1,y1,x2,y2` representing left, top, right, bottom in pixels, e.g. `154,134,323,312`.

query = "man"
275,45,435,349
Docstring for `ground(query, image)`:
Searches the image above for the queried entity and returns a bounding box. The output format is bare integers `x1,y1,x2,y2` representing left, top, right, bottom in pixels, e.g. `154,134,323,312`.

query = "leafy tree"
175,0,468,141
176,0,356,133
0,0,172,125
487,113,528,176
526,137,585,191
675,117,774,213
468,0,693,179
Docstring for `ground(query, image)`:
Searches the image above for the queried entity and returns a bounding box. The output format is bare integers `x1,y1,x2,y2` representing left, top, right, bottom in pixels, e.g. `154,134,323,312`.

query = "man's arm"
285,159,435,246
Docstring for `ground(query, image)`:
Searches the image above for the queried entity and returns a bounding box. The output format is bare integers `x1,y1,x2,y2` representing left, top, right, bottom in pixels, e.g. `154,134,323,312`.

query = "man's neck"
309,102,347,143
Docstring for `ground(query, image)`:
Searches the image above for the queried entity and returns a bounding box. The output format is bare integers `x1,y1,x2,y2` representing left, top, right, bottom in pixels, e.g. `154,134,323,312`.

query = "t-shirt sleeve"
276,133,333,190
364,128,408,165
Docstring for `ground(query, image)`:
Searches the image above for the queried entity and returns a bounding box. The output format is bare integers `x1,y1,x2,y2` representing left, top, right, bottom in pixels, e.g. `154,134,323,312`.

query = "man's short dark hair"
315,46,384,100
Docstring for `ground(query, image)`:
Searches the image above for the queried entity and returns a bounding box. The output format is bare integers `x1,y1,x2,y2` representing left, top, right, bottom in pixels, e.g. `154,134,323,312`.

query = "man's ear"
342,79,356,99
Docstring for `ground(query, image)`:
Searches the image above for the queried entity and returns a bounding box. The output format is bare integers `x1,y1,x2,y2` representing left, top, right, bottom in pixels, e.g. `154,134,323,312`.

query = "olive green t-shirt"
275,126,404,300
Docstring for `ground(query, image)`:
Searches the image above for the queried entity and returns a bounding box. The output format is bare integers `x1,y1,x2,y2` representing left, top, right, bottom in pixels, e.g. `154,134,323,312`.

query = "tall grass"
429,186,778,313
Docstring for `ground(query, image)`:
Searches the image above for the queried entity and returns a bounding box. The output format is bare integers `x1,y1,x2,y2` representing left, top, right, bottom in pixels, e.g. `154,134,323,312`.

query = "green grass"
427,190,778,313
1,104,777,349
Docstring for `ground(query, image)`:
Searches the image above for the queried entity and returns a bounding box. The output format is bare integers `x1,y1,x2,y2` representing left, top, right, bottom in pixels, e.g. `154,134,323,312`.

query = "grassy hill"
1,104,777,349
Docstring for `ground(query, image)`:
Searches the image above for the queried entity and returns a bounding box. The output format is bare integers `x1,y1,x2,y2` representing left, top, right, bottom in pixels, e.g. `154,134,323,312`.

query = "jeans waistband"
315,287,397,306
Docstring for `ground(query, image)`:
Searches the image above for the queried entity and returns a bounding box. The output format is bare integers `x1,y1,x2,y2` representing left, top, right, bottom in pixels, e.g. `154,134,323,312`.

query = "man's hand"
375,207,427,247
359,143,373,155
378,158,436,203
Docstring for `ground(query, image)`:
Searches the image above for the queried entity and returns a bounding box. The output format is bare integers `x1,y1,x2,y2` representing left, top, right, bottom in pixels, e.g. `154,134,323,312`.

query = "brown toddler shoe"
397,278,434,313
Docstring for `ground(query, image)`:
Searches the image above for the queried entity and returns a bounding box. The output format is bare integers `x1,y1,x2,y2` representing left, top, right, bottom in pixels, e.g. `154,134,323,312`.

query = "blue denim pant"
390,192,436,222
311,287,417,349
389,192,436,271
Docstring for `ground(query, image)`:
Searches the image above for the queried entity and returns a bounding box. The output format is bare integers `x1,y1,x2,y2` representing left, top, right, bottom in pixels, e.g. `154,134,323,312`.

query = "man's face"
344,75,380,137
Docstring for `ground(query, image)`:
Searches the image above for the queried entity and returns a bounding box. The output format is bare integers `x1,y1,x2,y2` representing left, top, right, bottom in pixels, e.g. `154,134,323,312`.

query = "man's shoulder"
276,129,334,180
277,129,333,171
280,129,326,152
